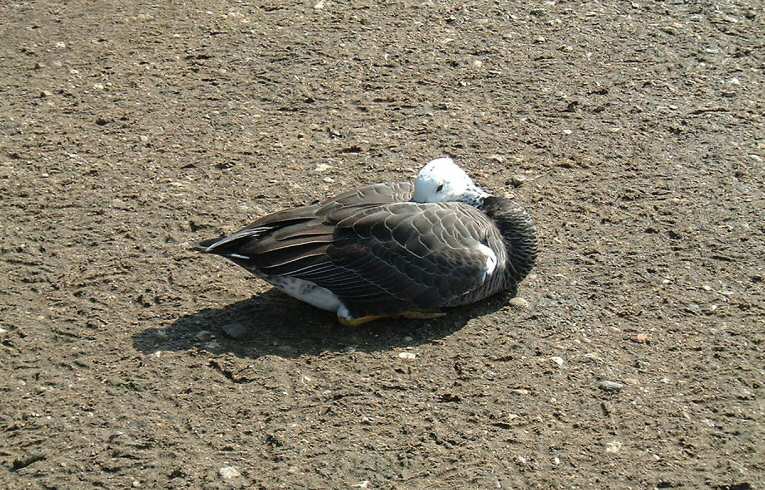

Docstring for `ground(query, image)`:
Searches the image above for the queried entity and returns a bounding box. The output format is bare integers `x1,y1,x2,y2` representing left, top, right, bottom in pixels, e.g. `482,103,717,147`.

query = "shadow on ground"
132,288,513,359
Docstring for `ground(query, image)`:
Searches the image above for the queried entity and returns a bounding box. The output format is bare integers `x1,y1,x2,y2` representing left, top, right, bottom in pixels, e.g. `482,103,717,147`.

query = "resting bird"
194,157,537,326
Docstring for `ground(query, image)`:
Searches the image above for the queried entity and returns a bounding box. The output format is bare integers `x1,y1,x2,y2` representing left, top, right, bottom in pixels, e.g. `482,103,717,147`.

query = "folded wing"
197,182,501,316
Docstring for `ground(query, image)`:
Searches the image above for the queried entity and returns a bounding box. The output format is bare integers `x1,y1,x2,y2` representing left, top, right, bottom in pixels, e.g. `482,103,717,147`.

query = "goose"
194,157,537,326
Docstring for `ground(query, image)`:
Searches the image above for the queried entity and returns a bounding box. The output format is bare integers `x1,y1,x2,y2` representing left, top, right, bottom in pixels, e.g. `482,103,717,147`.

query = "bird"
194,157,537,326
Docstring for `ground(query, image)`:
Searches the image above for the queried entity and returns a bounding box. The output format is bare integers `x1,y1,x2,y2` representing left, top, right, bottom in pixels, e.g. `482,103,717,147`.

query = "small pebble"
510,175,527,187
605,441,622,453
219,466,241,479
508,297,529,309
222,322,249,339
598,380,624,393
398,352,417,360
685,303,701,314
313,163,332,172
551,356,564,367
132,481,141,488
323,177,335,183
0,327,8,334
631,333,650,344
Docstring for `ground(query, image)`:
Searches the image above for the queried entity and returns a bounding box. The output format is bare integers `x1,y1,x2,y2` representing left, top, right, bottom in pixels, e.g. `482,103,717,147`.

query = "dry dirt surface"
1,1,763,488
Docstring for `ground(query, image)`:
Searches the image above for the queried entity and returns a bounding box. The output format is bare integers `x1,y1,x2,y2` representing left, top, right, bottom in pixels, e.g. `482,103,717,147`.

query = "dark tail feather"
193,236,226,253
192,226,269,256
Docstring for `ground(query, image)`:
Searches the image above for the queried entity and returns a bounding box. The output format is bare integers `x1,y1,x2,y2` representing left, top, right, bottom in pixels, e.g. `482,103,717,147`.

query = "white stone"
219,466,241,479
508,297,529,309
605,441,623,453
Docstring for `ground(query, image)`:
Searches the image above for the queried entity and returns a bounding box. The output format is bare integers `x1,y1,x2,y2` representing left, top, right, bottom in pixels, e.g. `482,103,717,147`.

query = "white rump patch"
269,276,343,313
476,243,497,281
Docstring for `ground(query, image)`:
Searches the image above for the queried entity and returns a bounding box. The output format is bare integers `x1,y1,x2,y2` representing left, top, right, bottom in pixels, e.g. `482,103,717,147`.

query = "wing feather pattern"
197,181,505,317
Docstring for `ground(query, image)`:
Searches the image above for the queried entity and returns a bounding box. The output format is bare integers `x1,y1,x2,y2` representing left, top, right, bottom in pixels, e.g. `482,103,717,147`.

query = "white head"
413,157,488,205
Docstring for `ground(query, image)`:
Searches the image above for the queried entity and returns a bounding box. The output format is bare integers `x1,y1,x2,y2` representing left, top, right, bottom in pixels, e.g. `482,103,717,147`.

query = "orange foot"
337,310,446,326
398,310,447,320
337,315,387,327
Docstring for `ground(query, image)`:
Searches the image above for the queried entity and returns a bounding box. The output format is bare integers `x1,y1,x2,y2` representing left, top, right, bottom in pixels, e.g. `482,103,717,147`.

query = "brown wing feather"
294,203,502,316
195,181,413,265
195,182,506,317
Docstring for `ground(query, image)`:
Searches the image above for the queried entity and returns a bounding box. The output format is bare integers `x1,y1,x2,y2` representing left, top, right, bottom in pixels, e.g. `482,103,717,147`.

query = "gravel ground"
1,1,763,488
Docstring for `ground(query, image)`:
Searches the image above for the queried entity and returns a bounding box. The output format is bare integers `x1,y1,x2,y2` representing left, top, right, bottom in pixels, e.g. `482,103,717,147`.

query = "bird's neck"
459,187,490,207
478,196,537,283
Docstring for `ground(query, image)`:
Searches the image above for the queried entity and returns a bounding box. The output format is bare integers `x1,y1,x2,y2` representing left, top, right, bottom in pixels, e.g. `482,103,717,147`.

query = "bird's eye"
436,184,444,192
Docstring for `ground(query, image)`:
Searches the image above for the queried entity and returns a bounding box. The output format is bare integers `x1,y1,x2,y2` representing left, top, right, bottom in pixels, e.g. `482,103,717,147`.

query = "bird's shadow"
132,288,514,360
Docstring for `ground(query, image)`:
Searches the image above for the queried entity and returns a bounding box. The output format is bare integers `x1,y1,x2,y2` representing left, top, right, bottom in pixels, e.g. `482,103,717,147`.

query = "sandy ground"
1,1,763,488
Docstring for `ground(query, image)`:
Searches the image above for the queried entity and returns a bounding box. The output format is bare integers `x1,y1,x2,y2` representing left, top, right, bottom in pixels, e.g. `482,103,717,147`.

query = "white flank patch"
226,253,250,260
476,243,497,281
270,276,343,313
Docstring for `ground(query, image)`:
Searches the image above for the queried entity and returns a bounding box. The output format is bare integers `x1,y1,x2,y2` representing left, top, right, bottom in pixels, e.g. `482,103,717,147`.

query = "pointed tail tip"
191,237,222,253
